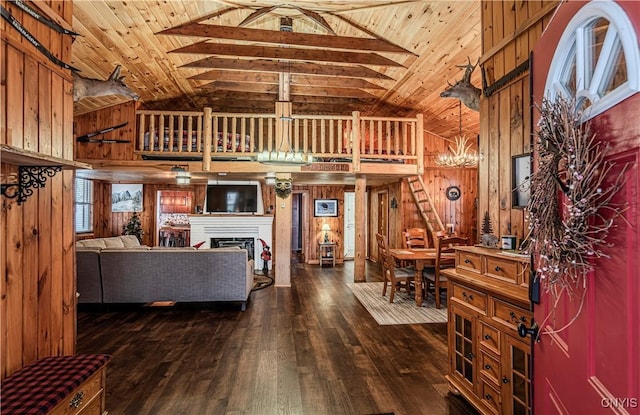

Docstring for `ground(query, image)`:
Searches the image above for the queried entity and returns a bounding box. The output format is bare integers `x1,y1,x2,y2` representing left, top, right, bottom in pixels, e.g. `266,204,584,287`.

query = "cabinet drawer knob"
485,393,492,401
69,391,85,408
468,294,474,301
485,364,491,370
464,259,471,264
503,376,510,384
467,352,475,359
494,266,502,272
484,334,491,340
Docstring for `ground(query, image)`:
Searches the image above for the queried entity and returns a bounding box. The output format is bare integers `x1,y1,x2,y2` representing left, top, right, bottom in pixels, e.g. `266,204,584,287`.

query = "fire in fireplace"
211,238,255,261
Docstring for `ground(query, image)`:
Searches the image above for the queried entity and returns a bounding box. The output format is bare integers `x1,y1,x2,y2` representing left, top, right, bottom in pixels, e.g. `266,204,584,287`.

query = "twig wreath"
525,96,628,298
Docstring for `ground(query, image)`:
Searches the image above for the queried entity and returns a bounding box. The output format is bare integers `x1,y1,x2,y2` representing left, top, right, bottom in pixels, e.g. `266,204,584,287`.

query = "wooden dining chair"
424,235,468,309
376,233,414,303
403,227,429,249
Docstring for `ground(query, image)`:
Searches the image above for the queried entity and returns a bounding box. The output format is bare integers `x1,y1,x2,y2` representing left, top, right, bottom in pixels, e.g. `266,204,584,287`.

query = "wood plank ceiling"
71,0,482,139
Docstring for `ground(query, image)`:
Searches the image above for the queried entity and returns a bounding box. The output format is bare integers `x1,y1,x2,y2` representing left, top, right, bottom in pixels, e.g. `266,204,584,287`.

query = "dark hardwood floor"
77,258,480,415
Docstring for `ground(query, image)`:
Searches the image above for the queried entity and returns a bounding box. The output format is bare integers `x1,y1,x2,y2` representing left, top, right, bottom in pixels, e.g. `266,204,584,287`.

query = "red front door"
531,2,640,414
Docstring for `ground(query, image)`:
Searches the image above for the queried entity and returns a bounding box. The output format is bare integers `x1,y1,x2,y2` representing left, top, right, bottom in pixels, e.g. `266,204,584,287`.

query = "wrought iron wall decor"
1,165,63,205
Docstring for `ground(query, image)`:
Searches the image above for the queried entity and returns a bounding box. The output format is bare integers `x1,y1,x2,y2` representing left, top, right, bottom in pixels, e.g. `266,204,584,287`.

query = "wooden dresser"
441,246,533,415
1,354,110,415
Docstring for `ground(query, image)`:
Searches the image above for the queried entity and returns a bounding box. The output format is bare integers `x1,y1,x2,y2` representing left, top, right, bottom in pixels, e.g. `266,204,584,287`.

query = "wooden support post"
202,107,212,171
274,172,292,287
354,174,367,282
416,113,424,174
352,111,361,172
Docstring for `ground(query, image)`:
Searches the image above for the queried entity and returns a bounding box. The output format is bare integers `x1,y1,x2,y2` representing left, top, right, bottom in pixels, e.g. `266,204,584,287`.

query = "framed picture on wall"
314,199,338,217
512,154,531,208
112,184,143,212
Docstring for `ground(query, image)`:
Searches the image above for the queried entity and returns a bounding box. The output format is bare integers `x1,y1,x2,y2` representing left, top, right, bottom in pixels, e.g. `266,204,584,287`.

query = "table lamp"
321,223,331,243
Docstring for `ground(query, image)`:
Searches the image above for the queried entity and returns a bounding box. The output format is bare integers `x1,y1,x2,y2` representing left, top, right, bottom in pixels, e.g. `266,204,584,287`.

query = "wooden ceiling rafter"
182,57,393,80
159,23,412,54
202,81,377,99
189,70,385,89
208,91,373,105
170,41,404,67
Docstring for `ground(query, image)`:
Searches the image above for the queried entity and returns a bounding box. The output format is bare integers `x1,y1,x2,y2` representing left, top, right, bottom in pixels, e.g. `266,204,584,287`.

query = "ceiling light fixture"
436,102,479,167
171,166,191,185
257,18,313,167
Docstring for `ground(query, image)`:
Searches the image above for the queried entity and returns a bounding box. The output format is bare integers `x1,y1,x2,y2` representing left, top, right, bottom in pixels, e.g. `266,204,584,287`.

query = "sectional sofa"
76,236,254,310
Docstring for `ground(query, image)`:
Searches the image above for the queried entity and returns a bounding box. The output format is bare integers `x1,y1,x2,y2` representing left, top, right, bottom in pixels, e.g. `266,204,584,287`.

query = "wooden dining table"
389,248,456,307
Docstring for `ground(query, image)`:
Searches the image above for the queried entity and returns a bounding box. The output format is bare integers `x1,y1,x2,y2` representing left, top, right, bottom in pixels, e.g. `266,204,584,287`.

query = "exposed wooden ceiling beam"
201,81,377,99
291,74,385,89
190,70,280,83
237,6,278,27
190,70,385,89
159,22,412,54
291,85,376,99
171,41,404,67
182,57,393,80
208,91,372,105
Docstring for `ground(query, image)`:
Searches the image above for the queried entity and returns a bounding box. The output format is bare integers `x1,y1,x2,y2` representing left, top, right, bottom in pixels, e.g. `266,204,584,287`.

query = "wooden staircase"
405,176,445,242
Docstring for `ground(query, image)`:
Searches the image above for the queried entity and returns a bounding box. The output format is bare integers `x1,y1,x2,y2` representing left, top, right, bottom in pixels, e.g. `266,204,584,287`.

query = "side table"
318,242,336,267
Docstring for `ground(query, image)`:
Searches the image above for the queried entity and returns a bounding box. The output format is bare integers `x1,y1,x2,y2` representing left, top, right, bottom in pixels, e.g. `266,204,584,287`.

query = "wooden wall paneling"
63,79,74,160
528,1,544,53
487,94,500,239
481,1,494,82
91,181,110,238
50,172,64,356
3,161,24,378
74,102,137,161
62,171,75,355
498,89,512,237
515,1,529,65
51,74,64,158
1,42,6,144
0,164,7,377
309,185,344,264
6,46,24,147
23,56,39,152
491,1,505,82
510,80,526,240
21,177,39,366
503,1,517,73
1,0,76,378
141,185,154,246
38,65,52,155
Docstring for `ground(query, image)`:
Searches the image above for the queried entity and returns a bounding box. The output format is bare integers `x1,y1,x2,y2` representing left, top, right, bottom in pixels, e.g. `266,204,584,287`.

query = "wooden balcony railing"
136,108,424,173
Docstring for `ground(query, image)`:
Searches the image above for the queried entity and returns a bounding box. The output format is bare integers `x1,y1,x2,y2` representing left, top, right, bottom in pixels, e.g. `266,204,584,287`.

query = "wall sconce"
321,223,331,243
265,172,276,186
390,197,398,209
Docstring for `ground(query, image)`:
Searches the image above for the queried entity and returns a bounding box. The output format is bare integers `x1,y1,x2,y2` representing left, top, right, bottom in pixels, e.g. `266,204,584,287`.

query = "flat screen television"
205,183,260,214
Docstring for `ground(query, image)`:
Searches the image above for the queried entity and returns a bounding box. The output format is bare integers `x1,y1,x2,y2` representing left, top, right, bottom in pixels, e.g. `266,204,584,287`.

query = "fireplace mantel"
189,215,274,270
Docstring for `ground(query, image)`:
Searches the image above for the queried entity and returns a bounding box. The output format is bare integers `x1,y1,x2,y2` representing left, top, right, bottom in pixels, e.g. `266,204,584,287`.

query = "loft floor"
77,258,480,415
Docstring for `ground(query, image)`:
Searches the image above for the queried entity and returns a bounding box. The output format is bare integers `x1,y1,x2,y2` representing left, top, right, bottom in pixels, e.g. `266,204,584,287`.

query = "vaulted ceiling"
71,0,482,139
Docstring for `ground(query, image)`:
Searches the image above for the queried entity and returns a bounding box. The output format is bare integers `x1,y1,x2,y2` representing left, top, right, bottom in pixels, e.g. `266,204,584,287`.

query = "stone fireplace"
189,215,273,270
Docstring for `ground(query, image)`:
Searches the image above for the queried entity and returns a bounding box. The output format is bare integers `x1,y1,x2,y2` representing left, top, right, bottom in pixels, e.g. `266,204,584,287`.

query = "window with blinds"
75,177,93,233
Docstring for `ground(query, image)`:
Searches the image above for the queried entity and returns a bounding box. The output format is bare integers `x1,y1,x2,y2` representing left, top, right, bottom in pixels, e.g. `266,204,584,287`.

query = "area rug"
252,274,274,291
347,282,447,325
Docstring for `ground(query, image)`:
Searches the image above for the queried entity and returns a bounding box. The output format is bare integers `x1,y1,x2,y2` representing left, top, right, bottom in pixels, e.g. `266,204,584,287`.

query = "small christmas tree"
481,211,498,247
481,211,493,235
123,212,144,243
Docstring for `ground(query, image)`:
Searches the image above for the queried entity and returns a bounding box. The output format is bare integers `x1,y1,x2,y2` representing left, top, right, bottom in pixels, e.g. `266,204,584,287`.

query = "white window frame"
75,177,93,233
544,0,640,119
